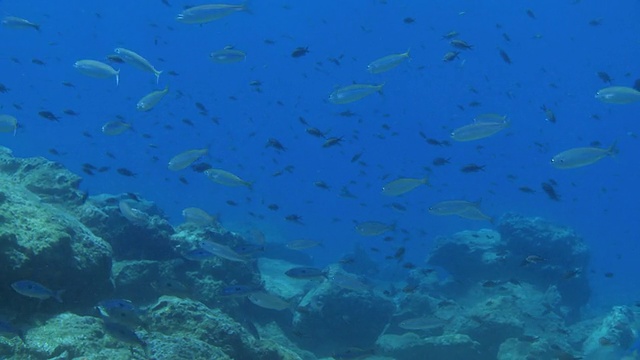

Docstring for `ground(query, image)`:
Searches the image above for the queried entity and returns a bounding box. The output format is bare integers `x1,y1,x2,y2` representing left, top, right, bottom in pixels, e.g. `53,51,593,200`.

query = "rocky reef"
0,147,638,360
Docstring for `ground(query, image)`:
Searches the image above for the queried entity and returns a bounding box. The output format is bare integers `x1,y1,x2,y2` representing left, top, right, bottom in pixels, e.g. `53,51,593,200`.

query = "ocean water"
1,0,639,324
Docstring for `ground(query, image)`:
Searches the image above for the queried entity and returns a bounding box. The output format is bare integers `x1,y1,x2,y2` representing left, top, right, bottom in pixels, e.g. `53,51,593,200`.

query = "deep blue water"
1,0,639,312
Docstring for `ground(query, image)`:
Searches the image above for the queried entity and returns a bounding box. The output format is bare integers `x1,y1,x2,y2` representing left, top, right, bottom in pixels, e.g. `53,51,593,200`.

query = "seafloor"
0,147,637,360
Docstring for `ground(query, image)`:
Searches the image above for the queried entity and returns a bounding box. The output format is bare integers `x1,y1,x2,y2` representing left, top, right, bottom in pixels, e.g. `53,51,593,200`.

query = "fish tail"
115,70,120,87
607,140,619,156
54,289,65,303
155,70,163,84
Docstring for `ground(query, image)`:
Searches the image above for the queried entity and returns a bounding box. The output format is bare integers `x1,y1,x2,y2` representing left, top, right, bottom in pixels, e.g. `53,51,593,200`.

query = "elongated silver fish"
199,240,246,262
114,47,162,83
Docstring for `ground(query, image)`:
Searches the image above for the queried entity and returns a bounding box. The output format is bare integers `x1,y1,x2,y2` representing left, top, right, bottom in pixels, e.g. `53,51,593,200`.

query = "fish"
382,177,428,196
199,240,247,262
0,115,18,135
330,273,371,292
456,206,493,222
541,182,560,201
366,50,410,74
460,163,485,173
595,86,640,104
73,60,120,85
333,347,375,360
498,48,512,64
285,267,327,280
2,16,39,31
286,239,323,250
429,200,481,216
329,84,384,104
450,114,510,141
136,86,169,111
0,319,24,342
176,3,249,24
118,200,148,224
11,280,63,302
247,292,291,311
182,248,217,261
291,47,309,58
442,51,460,62
113,47,162,83
398,316,446,330
102,320,146,349
323,136,343,148
540,105,556,123
38,111,59,122
210,47,246,63
204,168,252,188
551,142,617,169
101,120,132,135
450,39,473,50
168,148,208,171
220,285,258,297
355,221,394,236
96,299,144,328
182,207,217,226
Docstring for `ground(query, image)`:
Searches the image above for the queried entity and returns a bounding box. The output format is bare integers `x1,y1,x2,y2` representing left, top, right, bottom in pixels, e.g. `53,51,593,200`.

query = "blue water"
1,0,639,312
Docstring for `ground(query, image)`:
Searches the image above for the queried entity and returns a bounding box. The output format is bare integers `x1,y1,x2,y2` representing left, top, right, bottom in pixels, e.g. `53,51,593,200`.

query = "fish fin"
115,70,120,86
54,289,65,303
155,70,163,84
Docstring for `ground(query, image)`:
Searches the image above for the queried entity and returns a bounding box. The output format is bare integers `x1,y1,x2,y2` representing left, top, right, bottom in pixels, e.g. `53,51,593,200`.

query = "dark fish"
103,320,146,348
291,46,309,58
596,71,613,84
267,203,279,211
540,105,556,123
350,152,363,163
31,58,46,65
96,299,143,328
460,163,485,173
526,9,536,19
106,54,125,64
541,182,560,201
191,162,212,173
323,136,343,148
333,347,375,360
285,267,327,279
181,118,194,126
339,110,356,117
63,109,79,116
285,214,304,224
498,48,512,64
220,285,258,297
518,186,536,194
403,17,415,24
61,81,75,88
305,127,327,138
182,248,216,261
151,279,189,297
195,102,208,114
450,39,473,50
116,168,137,177
0,83,10,93
38,111,60,122
432,157,450,166
266,138,286,151
314,181,330,190
0,318,24,342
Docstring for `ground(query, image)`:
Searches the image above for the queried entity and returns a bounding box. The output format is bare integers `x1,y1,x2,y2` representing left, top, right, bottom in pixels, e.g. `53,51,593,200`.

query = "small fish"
151,279,190,297
541,182,560,201
382,177,428,196
38,111,59,122
540,105,556,123
182,248,217,261
168,148,207,171
137,86,169,111
247,292,290,311
204,168,252,188
460,163,485,173
305,127,327,138
114,47,162,83
450,39,473,50
96,299,144,328
285,214,304,224
291,46,309,58
210,47,246,63
366,50,410,74
106,54,125,64
333,347,375,360
355,221,394,236
102,320,146,349
551,142,617,169
0,319,24,342
442,51,460,62
0,115,18,135
220,285,258,297
286,239,323,250
322,136,343,148
432,157,450,166
116,168,137,177
2,16,40,31
498,48,512,64
450,114,509,141
285,267,327,280
176,3,249,24
182,207,217,226
398,316,446,330
428,200,481,216
596,71,613,84
441,30,459,39
199,240,247,262
329,84,384,104
11,280,63,302
595,86,640,104
265,138,286,151
74,60,120,85
101,120,132,135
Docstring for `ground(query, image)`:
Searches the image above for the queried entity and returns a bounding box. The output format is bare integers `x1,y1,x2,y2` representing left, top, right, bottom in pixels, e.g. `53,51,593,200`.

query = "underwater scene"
1,1,640,359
